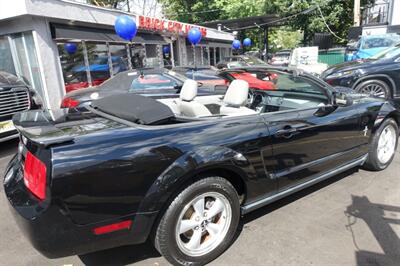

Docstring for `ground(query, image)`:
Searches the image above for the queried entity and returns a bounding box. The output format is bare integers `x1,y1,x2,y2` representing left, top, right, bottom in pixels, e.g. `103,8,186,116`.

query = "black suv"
0,71,42,142
322,43,400,99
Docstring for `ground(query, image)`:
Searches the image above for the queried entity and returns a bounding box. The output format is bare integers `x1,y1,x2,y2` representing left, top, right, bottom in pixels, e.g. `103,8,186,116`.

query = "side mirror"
334,92,353,107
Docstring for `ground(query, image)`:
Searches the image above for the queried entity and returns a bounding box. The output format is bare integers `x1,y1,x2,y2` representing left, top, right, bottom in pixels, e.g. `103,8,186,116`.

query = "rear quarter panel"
51,115,269,225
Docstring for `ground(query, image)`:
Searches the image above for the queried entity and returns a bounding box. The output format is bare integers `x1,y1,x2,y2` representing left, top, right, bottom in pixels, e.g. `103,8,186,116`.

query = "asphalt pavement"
0,139,399,266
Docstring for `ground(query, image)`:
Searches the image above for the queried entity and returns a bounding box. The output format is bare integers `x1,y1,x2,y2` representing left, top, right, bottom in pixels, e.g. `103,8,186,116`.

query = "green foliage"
269,28,303,51
161,0,377,45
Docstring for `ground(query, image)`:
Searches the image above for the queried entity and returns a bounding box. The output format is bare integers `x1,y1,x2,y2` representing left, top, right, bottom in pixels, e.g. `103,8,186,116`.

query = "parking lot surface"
0,139,399,266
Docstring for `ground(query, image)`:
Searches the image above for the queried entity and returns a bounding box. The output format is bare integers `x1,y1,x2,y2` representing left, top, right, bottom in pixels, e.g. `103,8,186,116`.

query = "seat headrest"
180,79,198,101
223,80,249,107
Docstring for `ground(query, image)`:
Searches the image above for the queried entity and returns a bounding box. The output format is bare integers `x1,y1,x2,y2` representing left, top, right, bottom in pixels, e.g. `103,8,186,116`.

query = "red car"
219,68,277,91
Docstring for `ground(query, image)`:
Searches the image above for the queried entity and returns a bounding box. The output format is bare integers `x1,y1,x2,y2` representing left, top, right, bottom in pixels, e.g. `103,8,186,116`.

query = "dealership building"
0,0,234,109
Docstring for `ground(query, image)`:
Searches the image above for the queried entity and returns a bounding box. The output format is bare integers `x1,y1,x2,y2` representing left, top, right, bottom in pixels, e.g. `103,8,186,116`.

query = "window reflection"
0,36,16,75
87,43,110,87
109,44,129,75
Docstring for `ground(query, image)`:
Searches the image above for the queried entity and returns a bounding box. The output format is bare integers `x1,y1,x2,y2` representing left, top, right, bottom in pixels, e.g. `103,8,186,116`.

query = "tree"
160,0,376,45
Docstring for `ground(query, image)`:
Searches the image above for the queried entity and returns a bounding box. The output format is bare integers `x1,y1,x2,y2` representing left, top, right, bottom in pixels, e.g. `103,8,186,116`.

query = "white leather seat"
178,79,212,117
220,80,258,116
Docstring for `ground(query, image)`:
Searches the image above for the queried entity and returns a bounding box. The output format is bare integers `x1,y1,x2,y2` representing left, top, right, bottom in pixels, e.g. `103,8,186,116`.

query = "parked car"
322,43,400,99
216,55,268,69
218,67,279,91
270,50,291,66
65,56,128,93
0,71,42,143
5,67,399,265
345,34,400,61
61,68,215,108
172,66,226,87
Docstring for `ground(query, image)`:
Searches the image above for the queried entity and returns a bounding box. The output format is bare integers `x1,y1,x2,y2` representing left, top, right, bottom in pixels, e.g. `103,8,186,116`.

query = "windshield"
361,36,400,50
371,44,400,59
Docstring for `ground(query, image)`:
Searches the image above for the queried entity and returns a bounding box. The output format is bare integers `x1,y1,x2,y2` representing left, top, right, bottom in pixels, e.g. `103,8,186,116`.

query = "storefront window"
145,44,161,68
87,43,110,86
131,44,145,69
109,44,129,75
57,42,89,93
215,47,221,64
195,46,202,66
8,32,44,97
209,47,215,66
186,45,194,66
0,36,16,75
202,46,209,66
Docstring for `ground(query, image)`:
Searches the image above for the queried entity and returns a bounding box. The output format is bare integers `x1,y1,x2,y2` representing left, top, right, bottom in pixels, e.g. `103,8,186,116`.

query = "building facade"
0,0,234,109
361,0,400,35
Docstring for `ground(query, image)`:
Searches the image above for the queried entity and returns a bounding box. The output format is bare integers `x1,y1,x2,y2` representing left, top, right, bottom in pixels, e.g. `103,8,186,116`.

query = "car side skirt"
241,154,368,215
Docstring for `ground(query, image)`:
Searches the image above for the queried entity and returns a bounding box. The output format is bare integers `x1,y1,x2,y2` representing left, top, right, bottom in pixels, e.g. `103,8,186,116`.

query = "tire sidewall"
355,79,391,99
369,119,399,170
157,177,240,265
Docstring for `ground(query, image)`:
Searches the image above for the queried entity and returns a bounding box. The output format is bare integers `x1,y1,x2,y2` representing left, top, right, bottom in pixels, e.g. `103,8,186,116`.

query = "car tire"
363,118,399,171
154,177,240,266
354,79,391,99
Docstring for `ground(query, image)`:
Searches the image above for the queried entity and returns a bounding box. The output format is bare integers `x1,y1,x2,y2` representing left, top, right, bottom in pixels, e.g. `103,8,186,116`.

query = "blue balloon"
243,38,252,47
163,45,170,54
114,15,137,41
64,43,77,54
232,40,241,50
187,28,202,45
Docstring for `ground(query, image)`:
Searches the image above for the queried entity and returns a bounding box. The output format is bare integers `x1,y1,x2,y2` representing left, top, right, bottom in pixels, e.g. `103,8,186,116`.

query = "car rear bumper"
3,155,158,258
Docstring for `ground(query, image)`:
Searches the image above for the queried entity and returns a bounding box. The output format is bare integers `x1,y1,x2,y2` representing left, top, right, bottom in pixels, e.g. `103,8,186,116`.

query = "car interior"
158,71,330,119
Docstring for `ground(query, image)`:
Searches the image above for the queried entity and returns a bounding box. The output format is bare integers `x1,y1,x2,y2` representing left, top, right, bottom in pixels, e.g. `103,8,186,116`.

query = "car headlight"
325,70,356,79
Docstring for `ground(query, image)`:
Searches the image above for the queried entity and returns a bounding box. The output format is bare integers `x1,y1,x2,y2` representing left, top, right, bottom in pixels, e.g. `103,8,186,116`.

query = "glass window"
202,47,209,65
195,46,202,65
131,44,146,69
209,47,215,66
273,72,325,95
145,44,161,67
186,45,194,65
0,36,16,75
371,44,400,59
9,32,44,97
87,43,110,86
58,42,89,93
109,44,129,75
215,47,221,64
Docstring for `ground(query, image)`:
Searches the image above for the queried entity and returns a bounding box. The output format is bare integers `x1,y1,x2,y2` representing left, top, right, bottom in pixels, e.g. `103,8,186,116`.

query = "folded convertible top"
91,93,175,125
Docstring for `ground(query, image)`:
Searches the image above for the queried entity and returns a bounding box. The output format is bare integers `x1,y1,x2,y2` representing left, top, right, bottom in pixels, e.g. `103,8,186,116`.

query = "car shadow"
78,167,359,266
0,139,18,157
78,239,161,266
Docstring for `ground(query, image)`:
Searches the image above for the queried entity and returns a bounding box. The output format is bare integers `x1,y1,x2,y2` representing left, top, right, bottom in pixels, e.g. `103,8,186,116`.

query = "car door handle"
275,126,298,138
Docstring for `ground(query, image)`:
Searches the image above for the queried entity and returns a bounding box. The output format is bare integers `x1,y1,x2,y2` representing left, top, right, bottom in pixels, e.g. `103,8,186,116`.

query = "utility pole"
354,0,361,26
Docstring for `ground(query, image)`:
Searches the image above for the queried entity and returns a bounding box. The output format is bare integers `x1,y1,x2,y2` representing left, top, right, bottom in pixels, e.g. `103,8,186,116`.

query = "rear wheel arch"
353,75,395,98
149,166,247,241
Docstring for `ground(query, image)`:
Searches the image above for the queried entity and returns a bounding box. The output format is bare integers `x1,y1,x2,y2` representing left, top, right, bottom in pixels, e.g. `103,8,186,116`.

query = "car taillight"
23,151,47,201
61,97,80,108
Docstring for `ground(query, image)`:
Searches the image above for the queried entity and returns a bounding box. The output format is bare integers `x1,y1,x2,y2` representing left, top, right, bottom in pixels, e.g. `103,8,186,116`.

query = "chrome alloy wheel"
377,124,397,164
360,83,387,98
175,192,232,257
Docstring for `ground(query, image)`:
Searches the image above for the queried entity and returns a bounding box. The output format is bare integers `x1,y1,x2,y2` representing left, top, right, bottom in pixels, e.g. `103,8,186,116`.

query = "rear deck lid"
12,108,116,147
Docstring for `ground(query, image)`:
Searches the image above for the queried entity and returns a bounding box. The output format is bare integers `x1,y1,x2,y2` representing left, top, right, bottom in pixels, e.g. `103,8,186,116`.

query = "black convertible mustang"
3,68,400,265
